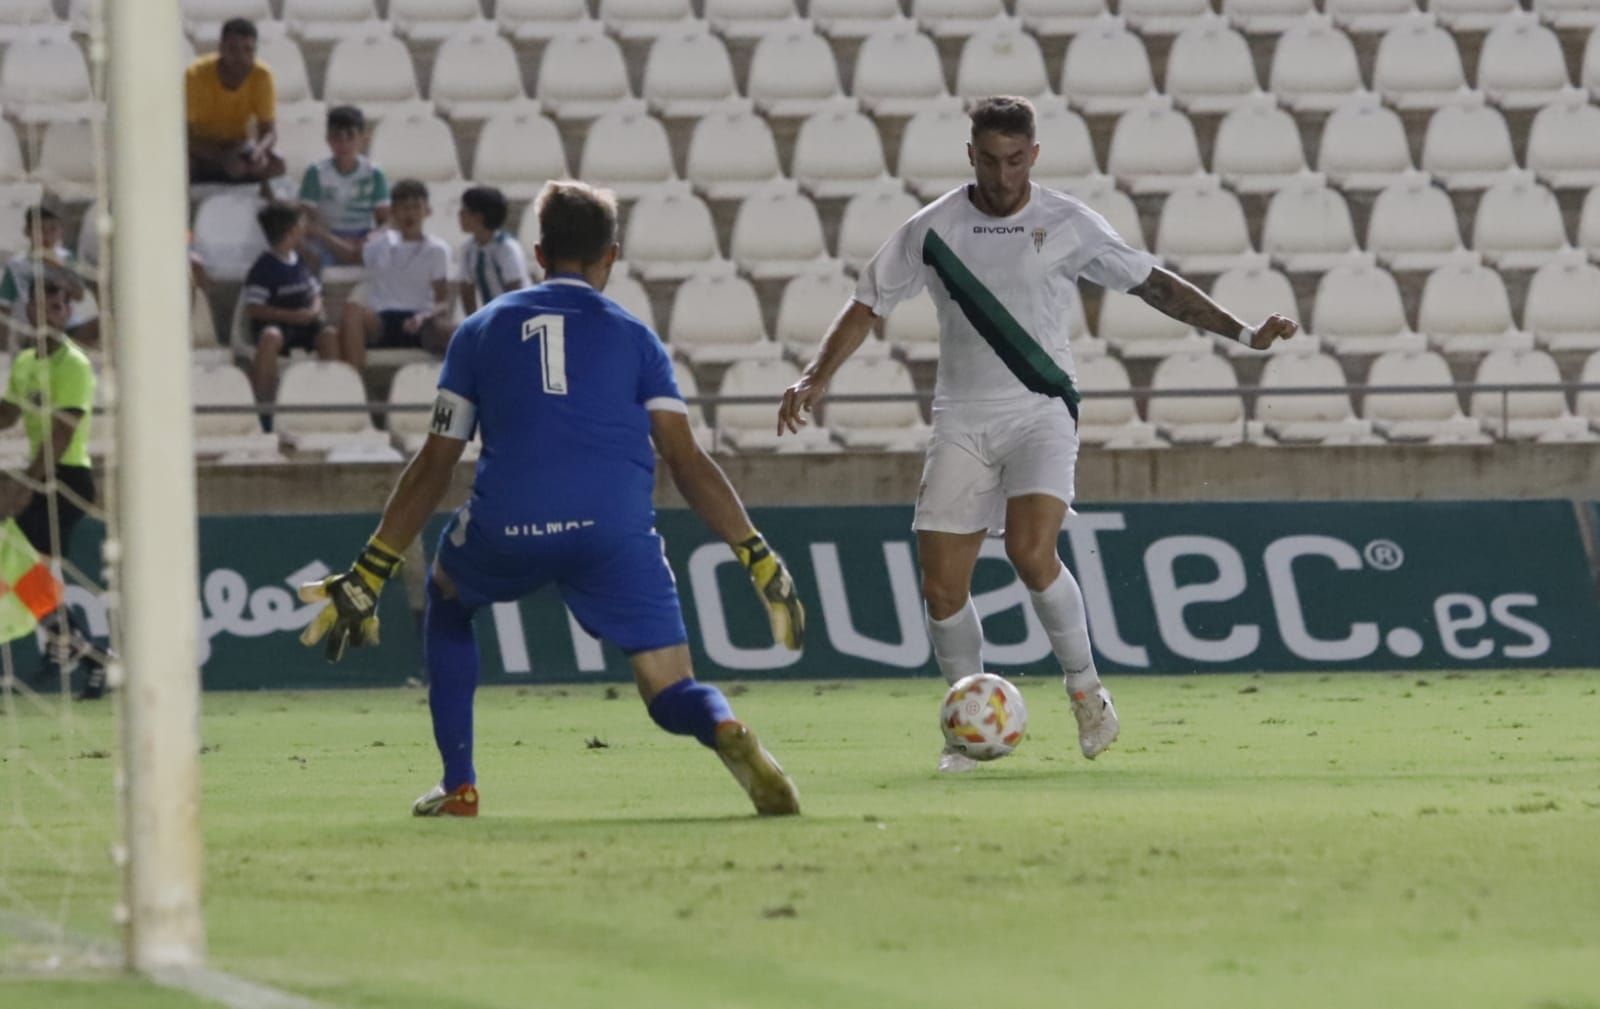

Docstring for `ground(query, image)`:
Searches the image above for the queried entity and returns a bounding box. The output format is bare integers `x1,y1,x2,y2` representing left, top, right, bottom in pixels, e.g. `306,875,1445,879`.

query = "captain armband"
429,389,477,440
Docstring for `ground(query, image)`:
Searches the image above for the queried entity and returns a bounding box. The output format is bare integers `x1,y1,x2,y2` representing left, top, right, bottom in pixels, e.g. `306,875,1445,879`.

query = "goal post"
108,0,207,972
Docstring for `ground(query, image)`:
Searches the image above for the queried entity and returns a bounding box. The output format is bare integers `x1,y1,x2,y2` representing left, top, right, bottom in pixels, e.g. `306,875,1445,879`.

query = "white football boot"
715,720,800,816
937,745,979,774
1069,683,1119,759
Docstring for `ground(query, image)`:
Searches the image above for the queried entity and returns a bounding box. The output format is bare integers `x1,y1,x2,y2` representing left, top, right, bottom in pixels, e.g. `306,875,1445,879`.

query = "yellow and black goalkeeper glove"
297,537,404,663
733,531,805,650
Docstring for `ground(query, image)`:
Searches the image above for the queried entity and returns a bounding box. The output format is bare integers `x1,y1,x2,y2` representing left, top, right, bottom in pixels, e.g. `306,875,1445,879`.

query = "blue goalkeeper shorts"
433,504,688,655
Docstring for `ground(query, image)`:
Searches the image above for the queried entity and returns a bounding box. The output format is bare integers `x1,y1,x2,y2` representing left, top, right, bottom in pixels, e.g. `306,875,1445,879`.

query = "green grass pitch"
4,672,1599,1009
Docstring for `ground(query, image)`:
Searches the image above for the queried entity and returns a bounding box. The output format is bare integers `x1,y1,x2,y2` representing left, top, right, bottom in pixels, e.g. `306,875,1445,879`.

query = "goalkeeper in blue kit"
299,180,804,817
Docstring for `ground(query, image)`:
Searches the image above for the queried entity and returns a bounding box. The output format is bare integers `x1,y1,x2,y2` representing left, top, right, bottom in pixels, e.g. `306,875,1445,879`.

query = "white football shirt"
855,183,1157,418
457,231,532,307
362,230,452,314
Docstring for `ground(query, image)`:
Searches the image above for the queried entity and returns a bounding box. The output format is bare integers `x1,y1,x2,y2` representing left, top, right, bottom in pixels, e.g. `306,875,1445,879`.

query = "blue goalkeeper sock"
424,579,479,790
647,679,734,749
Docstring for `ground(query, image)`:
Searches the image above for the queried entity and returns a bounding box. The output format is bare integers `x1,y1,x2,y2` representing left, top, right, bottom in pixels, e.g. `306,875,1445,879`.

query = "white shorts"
913,402,1079,535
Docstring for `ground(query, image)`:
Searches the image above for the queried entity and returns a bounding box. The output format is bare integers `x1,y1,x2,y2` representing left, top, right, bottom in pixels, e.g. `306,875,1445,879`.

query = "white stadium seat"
1534,0,1600,29
387,361,480,460
808,0,903,39
497,0,590,40
1326,0,1419,32
776,263,856,356
1165,19,1263,113
1524,258,1600,353
853,24,951,115
192,192,266,283
1260,181,1361,272
668,272,776,366
1155,180,1261,274
368,111,462,184
1060,18,1159,114
578,109,677,199
1120,0,1211,35
1032,105,1103,188
1578,352,1600,434
1148,352,1265,446
1317,100,1414,191
885,291,942,362
1363,350,1485,443
1366,176,1472,271
671,360,714,447
729,186,830,279
273,103,328,185
1584,187,1600,257
282,0,377,42
827,357,930,451
600,0,694,39
1226,0,1318,31
1526,100,1600,190
1477,14,1576,109
1018,0,1110,37
793,109,891,199
1373,18,1476,109
642,24,743,117
1269,19,1366,111
1211,100,1313,194
746,25,845,116
1098,289,1209,358
0,0,60,44
912,0,1006,37
472,107,567,201
1105,101,1205,193
837,185,923,270
31,119,97,202
898,106,975,199
956,22,1051,100
536,27,632,119
429,26,525,120
1472,176,1571,270
1210,265,1306,354
388,0,485,42
624,189,723,280
322,31,421,120
1258,352,1377,444
706,0,798,38
256,32,313,107
718,358,834,452
1075,356,1164,448
1471,349,1592,441
1429,0,1516,31
1313,262,1425,356
276,361,400,461
1418,263,1531,355
192,364,282,462
0,27,95,122
1420,103,1515,191
685,110,783,200
605,267,655,330
1062,177,1147,248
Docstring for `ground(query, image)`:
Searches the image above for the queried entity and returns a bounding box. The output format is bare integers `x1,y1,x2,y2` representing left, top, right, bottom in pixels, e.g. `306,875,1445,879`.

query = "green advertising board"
27,502,1600,688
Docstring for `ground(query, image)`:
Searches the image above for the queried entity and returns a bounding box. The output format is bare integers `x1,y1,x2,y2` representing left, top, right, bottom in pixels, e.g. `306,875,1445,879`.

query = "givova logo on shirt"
972,225,1026,234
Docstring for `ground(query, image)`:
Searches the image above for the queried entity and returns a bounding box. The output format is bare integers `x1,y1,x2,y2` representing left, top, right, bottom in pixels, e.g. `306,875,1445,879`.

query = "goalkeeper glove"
733,530,805,650
297,537,404,663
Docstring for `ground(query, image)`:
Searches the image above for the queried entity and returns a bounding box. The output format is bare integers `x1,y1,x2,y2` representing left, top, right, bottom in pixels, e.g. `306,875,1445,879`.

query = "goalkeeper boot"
937,746,978,774
714,720,800,816
74,654,107,702
412,782,479,818
1069,683,1119,759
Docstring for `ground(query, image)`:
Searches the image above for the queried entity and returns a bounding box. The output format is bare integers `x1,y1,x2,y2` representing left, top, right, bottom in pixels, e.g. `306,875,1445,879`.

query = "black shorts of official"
251,320,325,354
375,309,441,349
15,465,95,556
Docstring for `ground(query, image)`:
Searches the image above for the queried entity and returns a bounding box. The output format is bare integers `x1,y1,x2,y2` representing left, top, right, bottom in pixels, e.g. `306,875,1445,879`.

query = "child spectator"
0,206,98,349
339,179,452,369
298,105,390,271
456,185,530,315
243,203,338,407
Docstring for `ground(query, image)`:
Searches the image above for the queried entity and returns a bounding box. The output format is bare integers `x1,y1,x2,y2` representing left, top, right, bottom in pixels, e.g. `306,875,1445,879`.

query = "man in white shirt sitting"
339,179,453,369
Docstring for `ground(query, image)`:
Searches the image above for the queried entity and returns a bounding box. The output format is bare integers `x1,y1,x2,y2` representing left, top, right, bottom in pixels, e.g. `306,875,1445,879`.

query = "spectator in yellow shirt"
185,18,284,184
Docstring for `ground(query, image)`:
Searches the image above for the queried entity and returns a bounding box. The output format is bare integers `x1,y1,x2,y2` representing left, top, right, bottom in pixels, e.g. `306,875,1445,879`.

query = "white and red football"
939,673,1029,761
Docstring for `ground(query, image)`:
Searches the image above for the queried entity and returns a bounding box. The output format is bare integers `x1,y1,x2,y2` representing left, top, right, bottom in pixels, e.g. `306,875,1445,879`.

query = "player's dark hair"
969,96,1036,141
534,180,617,268
391,179,430,205
257,201,303,245
326,105,366,135
220,17,257,41
461,186,509,232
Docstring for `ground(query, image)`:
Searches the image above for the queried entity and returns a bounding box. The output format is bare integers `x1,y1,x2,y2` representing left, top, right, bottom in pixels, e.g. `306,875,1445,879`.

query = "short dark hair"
969,96,1036,141
460,186,509,231
24,204,59,231
534,180,617,267
390,179,429,205
326,105,366,134
257,201,303,245
220,18,257,41
40,279,64,298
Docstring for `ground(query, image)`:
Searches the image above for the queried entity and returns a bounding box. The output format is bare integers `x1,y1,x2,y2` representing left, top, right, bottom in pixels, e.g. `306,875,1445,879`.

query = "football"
939,673,1029,761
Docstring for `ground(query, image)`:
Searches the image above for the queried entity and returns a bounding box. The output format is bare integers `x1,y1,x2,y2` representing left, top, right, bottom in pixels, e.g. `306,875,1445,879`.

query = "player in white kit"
778,97,1299,772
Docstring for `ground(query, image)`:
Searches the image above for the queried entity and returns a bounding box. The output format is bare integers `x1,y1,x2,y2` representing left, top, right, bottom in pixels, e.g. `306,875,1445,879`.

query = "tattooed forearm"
1127,267,1247,340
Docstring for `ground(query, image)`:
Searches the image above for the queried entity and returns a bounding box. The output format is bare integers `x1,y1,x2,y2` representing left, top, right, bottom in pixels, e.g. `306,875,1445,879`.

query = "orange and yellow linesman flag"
0,517,61,643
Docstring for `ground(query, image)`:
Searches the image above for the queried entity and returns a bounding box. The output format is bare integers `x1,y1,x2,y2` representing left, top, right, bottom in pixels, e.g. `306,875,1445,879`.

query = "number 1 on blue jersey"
524,313,567,395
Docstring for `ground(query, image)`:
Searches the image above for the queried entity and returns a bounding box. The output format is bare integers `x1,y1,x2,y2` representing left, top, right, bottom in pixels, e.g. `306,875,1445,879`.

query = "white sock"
926,597,983,686
1028,564,1101,695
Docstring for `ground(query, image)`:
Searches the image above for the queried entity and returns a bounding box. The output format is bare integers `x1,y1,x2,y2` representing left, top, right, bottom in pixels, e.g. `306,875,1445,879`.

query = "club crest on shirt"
1033,227,1046,253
